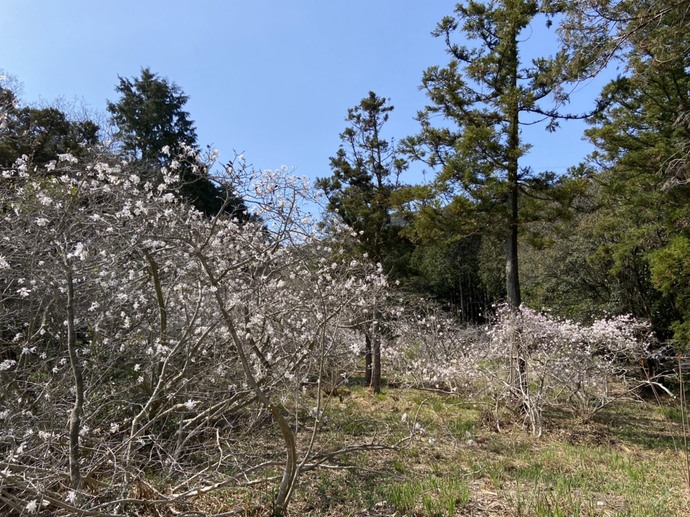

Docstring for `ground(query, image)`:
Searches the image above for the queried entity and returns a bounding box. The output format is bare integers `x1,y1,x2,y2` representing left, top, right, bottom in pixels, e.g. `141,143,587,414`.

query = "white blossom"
25,500,38,514
0,360,16,371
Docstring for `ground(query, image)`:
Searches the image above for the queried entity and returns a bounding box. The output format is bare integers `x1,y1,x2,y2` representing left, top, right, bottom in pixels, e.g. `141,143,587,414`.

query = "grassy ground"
190,385,690,516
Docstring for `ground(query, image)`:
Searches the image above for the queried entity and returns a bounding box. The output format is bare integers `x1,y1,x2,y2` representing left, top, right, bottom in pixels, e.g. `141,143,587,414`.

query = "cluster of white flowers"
0,360,16,371
68,242,88,261
57,152,78,163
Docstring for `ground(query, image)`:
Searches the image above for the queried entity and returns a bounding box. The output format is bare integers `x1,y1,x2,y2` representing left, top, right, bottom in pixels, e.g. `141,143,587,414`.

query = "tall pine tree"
317,92,409,393
403,0,589,311
402,0,598,403
318,91,409,274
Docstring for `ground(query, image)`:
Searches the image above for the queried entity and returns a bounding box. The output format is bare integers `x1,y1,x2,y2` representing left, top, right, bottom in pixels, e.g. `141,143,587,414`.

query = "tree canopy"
107,67,197,166
0,83,99,169
318,91,410,276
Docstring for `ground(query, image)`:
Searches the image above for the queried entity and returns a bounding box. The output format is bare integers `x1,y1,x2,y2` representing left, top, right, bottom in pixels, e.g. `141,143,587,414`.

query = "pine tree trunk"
505,16,526,400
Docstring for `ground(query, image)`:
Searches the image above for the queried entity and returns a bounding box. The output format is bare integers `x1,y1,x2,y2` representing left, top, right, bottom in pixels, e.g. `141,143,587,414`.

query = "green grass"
379,474,470,516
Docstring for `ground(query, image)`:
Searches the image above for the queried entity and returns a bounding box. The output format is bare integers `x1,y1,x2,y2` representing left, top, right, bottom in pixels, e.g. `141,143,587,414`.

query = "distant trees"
0,78,99,169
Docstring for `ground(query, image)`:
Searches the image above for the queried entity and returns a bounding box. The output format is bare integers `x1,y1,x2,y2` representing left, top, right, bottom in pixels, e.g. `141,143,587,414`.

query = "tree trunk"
505,17,527,399
371,332,381,394
201,258,296,516
364,331,372,387
505,185,520,310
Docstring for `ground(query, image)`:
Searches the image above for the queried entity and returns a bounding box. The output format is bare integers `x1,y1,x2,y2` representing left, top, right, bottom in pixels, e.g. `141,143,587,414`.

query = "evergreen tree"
107,69,247,219
0,84,99,169
402,0,589,311
107,68,196,166
318,91,409,274
567,0,690,342
317,92,410,393
401,0,599,403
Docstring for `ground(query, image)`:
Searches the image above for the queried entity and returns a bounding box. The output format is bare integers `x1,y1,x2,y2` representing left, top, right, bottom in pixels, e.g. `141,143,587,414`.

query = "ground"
179,384,690,516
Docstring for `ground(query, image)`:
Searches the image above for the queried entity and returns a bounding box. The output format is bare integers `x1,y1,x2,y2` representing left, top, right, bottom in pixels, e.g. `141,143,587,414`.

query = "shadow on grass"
592,405,685,450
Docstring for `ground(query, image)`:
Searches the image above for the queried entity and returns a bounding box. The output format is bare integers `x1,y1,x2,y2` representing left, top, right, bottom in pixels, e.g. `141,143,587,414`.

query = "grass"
186,385,690,516
378,474,470,516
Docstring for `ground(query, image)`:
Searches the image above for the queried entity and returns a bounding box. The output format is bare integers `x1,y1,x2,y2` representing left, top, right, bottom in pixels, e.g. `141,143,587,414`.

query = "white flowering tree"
387,300,657,436
381,299,484,393
0,147,393,515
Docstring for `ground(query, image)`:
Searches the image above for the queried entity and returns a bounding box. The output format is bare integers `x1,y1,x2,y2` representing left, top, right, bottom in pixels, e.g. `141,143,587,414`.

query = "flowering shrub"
0,148,390,514
387,303,655,436
383,302,488,393
487,305,656,434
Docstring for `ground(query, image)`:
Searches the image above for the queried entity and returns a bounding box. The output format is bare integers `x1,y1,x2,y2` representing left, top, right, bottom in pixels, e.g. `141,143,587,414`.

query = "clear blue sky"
1,1,607,191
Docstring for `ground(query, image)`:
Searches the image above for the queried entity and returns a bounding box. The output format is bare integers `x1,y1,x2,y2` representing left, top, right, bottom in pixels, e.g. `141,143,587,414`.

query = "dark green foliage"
107,68,248,219
650,236,690,343
402,0,587,310
520,199,679,339
566,0,690,342
107,67,197,166
409,233,502,322
0,85,99,168
317,91,411,276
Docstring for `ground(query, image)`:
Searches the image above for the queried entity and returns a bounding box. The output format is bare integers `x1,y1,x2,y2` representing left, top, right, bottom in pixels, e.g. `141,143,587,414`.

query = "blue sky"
1,1,609,193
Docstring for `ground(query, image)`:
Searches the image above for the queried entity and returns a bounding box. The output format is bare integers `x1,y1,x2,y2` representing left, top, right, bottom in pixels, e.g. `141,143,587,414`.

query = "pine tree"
402,0,589,311
317,92,409,393
402,0,597,404
318,92,409,273
107,68,196,166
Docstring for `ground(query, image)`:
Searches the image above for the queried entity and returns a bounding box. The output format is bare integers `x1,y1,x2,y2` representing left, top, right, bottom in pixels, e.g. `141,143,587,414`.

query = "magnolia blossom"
57,152,78,163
